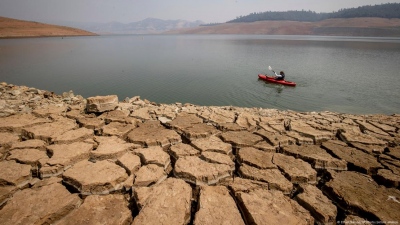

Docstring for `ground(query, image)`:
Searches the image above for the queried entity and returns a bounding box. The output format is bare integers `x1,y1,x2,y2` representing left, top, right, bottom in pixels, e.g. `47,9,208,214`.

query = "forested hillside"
228,3,400,23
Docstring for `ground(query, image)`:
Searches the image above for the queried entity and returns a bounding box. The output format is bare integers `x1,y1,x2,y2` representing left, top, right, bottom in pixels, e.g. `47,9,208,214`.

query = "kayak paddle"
268,66,276,75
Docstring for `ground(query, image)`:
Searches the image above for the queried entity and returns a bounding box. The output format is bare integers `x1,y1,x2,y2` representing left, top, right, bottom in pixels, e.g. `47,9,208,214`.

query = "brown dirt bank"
165,17,400,37
0,82,399,224
0,16,97,38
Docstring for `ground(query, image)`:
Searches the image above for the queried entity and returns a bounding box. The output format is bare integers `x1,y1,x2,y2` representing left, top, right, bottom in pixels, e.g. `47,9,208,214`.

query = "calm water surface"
1,35,399,114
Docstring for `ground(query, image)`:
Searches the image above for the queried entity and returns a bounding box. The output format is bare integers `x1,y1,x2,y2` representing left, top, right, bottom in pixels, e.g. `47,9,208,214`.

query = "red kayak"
258,74,296,87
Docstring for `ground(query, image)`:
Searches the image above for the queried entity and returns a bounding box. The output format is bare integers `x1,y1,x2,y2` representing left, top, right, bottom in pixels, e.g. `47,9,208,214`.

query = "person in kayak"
274,71,285,80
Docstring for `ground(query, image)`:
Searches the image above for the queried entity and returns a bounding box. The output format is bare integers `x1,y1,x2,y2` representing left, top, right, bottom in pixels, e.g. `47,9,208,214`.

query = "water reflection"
257,79,287,93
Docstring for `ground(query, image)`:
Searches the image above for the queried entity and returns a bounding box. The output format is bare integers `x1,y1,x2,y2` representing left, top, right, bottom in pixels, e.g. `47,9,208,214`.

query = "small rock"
0,100,6,109
62,90,75,98
86,95,118,113
29,95,42,102
26,87,39,94
10,90,21,96
43,91,54,98
158,116,172,124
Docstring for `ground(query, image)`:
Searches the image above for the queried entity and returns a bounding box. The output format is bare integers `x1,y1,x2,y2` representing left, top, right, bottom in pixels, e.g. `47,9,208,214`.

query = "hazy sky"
0,0,398,24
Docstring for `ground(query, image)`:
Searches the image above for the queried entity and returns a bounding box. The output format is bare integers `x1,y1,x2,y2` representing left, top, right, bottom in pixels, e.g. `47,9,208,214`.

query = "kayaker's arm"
274,71,282,78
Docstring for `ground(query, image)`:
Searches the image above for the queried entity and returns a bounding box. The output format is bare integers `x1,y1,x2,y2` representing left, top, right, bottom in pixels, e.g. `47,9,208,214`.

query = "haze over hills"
2,3,400,37
165,18,400,36
166,3,400,36
0,16,97,38
58,18,204,34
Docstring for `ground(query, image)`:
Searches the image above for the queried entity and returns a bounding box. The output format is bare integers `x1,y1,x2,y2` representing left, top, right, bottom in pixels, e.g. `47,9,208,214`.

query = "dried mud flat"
0,81,399,225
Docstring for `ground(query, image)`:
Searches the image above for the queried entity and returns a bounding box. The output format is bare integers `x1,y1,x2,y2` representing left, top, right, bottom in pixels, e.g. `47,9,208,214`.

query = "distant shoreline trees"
199,22,224,27
227,3,400,23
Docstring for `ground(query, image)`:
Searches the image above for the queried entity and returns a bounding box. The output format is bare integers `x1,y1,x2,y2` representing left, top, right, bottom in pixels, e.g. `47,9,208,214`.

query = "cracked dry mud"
0,82,400,225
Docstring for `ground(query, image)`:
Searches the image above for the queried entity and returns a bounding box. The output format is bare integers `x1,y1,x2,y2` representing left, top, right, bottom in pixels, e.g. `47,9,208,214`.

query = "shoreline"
0,81,399,224
0,33,98,39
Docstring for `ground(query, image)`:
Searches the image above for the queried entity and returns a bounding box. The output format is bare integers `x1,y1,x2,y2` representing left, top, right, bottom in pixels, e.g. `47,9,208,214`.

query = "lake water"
1,35,400,115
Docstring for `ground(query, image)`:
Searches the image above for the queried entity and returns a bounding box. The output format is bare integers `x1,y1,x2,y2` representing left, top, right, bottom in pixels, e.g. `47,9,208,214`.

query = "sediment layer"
0,81,399,224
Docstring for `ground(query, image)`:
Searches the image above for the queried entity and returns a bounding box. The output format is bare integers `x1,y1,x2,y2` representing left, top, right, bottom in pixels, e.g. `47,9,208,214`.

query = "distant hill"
61,18,204,34
0,17,97,38
166,3,400,37
165,17,400,37
228,3,400,23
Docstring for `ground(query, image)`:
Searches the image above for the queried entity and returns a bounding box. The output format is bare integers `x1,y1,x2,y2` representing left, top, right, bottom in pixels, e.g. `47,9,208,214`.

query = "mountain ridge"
165,17,400,37
228,3,400,23
60,18,204,34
